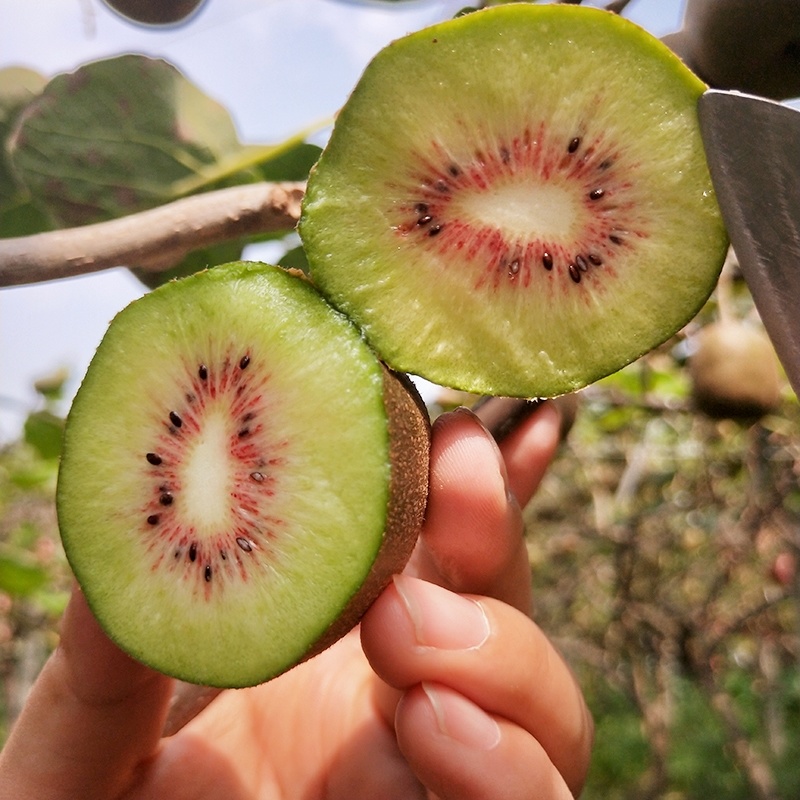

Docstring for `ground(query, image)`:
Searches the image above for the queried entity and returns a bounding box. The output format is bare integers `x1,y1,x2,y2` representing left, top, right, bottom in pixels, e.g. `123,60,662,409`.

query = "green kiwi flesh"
299,4,729,398
56,262,430,687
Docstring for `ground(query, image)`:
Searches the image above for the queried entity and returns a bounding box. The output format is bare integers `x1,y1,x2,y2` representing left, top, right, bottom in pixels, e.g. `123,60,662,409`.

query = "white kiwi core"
181,406,233,531
459,180,579,240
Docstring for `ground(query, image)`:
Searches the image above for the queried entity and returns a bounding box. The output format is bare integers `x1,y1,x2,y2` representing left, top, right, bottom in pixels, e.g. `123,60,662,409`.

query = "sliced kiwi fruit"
299,4,729,398
56,262,430,687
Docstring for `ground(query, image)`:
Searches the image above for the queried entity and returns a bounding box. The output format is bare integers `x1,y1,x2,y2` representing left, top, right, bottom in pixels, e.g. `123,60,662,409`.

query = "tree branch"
0,181,305,288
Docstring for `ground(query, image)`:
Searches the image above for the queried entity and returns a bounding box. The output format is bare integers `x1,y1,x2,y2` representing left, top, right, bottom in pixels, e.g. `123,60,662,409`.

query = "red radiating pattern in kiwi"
139,350,287,600
391,124,646,291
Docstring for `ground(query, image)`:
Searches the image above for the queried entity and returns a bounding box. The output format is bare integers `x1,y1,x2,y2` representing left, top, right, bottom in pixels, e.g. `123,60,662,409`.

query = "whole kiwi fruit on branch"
100,0,207,27
58,4,728,689
690,320,782,420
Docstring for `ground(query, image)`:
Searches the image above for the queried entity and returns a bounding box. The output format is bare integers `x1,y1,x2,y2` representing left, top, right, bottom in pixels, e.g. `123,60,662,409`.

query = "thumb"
0,584,172,800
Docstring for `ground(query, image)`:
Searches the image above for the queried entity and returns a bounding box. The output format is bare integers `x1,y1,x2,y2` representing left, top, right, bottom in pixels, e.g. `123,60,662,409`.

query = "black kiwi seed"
189,543,197,562
589,188,605,200
576,255,589,272
542,251,554,271
159,492,173,506
250,471,265,482
599,158,613,170
239,355,251,370
204,564,212,582
146,514,160,526
146,452,162,466
417,215,433,226
500,146,511,164
169,411,183,428
220,550,227,560
508,259,521,275
435,179,449,192
609,233,624,245
236,536,253,553
588,253,603,266
198,364,208,380
448,164,461,177
568,263,582,283
568,137,581,153
414,202,429,214
238,427,250,438
428,224,443,237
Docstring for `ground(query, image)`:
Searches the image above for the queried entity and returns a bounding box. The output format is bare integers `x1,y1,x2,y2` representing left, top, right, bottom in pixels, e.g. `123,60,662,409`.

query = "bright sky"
0,0,684,441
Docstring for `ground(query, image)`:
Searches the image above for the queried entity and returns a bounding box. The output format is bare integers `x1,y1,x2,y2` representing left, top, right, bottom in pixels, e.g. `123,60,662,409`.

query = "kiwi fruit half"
56,262,430,687
299,4,729,398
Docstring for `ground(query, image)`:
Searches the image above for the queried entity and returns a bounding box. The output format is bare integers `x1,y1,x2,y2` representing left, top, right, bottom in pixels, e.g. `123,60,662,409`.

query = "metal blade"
698,89,800,398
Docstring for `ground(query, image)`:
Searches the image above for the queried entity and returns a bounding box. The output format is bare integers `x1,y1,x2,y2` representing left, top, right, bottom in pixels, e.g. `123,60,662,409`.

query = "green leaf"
253,141,321,182
0,551,48,597
0,66,49,237
131,239,244,289
8,459,58,489
8,56,324,230
23,410,65,460
33,367,69,402
278,243,310,274
7,55,322,282
8,55,246,227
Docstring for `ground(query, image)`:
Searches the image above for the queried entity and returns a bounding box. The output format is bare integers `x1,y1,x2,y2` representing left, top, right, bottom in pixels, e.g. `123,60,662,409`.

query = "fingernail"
393,574,490,650
451,406,514,503
422,682,501,751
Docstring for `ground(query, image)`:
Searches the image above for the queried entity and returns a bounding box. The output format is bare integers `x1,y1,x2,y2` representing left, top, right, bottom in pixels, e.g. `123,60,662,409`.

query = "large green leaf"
0,66,49,237
8,55,321,229
8,56,241,227
6,54,323,282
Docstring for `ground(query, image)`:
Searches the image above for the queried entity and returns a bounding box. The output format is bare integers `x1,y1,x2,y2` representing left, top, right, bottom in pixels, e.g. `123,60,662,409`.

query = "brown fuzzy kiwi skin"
298,366,431,662
690,321,782,421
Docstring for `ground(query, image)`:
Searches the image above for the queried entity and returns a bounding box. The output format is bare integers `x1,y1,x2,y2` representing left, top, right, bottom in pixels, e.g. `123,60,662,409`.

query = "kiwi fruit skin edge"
56,262,431,688
300,4,729,399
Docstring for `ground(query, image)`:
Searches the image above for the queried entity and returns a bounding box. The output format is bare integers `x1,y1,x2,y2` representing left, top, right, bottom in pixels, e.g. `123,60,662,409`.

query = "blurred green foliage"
0,372,72,744
515,299,800,798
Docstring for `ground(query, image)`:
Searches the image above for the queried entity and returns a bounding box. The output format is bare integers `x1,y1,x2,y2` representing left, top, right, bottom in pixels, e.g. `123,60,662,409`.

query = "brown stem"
605,0,634,14
0,182,305,288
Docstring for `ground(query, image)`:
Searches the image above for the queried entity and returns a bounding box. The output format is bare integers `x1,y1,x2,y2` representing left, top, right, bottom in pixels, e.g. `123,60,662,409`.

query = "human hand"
0,401,592,800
